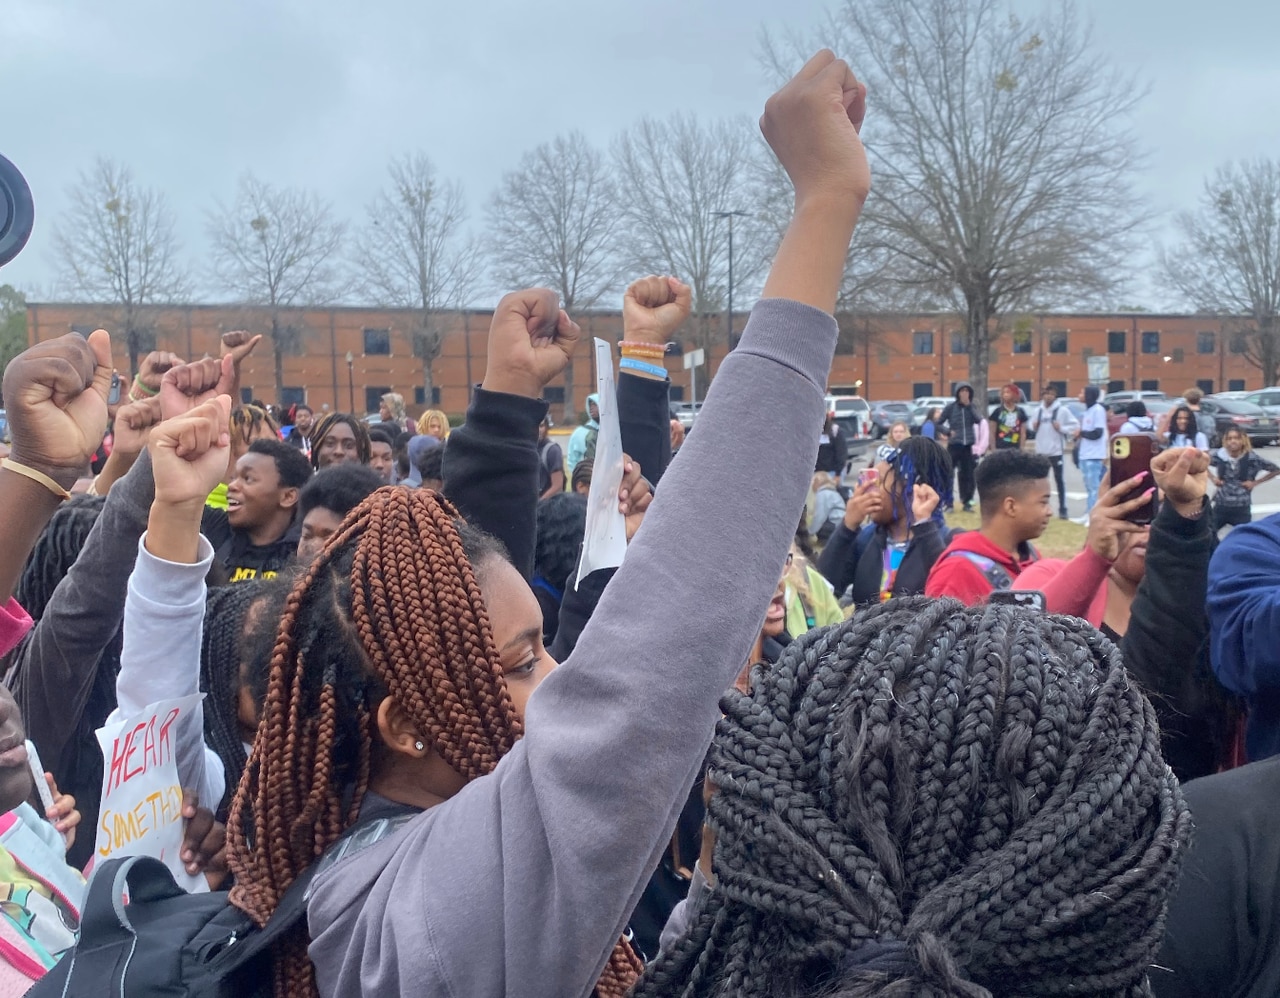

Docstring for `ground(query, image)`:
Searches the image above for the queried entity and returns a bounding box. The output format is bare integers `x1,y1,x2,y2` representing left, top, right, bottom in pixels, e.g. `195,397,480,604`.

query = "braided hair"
200,578,281,818
638,598,1190,998
0,496,120,869
225,487,640,998
882,437,953,528
309,413,372,470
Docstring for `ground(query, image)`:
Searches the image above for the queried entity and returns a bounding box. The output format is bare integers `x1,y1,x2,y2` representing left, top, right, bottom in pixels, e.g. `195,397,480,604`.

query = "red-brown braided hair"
226,487,641,997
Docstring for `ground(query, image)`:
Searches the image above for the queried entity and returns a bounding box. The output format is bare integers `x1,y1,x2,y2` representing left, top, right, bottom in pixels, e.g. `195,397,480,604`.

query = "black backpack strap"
80,856,187,945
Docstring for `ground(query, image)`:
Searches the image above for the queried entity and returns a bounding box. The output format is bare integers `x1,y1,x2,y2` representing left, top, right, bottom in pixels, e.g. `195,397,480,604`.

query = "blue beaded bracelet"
619,357,669,378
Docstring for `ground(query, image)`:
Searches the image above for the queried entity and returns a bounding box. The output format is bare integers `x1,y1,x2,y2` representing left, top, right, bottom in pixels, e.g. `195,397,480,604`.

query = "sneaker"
963,503,974,514
1059,511,1069,520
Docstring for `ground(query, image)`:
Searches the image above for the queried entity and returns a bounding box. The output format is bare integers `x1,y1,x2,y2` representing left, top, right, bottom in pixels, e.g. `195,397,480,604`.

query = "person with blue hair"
816,435,954,608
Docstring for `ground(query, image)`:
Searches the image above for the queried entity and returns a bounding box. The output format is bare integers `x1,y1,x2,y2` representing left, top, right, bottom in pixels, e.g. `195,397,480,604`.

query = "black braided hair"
200,577,282,818
534,492,587,591
882,436,953,528
1,496,119,869
637,598,1190,998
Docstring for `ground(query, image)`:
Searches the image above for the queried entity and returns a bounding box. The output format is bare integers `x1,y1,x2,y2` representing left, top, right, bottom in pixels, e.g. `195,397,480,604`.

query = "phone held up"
857,468,878,490
1111,433,1161,525
989,590,1046,612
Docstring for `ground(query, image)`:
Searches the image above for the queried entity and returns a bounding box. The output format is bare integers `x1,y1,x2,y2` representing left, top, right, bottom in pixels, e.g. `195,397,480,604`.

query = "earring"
414,740,424,752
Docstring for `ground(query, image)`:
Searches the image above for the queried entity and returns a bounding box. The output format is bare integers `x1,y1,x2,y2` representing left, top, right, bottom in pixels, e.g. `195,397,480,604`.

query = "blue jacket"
1208,512,1280,759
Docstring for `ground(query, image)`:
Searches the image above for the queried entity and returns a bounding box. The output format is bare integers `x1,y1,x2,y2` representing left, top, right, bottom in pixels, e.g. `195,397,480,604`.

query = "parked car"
1243,388,1280,420
913,395,952,411
1106,397,1177,436
672,402,702,430
824,394,873,438
868,401,914,438
1211,390,1252,401
1197,397,1278,448
1101,389,1167,407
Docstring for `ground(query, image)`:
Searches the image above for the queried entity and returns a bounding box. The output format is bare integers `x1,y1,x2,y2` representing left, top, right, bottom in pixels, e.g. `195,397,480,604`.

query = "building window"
1197,331,1216,354
950,332,968,355
912,330,934,355
1229,379,1246,392
363,328,391,356
1107,380,1126,394
877,346,890,365
365,387,391,415
1011,330,1032,354
542,386,566,405
668,384,685,402
1047,380,1068,398
912,382,934,399
1048,330,1068,354
1141,331,1160,354
1196,379,1214,395
279,387,306,407
1230,333,1247,355
1014,381,1033,402
1107,331,1126,354
413,386,442,406
240,388,254,405
1140,380,1160,392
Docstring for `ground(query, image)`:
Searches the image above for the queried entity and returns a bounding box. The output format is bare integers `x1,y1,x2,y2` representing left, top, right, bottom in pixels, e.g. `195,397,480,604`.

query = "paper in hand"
575,338,629,588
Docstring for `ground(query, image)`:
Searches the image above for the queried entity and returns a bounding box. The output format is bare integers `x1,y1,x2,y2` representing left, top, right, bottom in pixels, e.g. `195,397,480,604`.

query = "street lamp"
713,210,750,350
345,351,355,414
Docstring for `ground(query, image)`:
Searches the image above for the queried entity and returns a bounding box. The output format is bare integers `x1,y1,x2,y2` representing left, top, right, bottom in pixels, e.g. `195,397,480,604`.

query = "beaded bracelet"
619,357,669,379
619,341,667,359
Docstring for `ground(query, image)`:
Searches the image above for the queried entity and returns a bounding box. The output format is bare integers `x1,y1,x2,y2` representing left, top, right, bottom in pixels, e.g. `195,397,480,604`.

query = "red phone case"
1110,434,1160,525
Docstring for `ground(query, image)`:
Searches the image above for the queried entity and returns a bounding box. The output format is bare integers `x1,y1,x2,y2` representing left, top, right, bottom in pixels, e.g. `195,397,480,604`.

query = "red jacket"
925,530,1111,615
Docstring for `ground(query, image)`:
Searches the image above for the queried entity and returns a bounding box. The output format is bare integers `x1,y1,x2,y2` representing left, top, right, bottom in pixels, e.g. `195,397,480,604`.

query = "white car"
913,396,953,412
825,394,872,438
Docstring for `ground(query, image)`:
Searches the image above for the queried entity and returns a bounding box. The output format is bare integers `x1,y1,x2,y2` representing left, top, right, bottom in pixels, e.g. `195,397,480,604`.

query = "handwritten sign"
576,338,629,588
95,694,205,892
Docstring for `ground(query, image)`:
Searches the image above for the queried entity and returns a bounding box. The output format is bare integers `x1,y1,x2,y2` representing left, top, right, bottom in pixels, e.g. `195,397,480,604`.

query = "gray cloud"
4,0,1278,308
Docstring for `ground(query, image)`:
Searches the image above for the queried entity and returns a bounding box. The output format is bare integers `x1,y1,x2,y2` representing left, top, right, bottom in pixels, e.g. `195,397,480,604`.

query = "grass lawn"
944,510,1087,560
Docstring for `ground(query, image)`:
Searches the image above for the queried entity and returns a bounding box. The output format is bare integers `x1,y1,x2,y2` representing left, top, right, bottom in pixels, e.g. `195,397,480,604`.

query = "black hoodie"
938,382,982,446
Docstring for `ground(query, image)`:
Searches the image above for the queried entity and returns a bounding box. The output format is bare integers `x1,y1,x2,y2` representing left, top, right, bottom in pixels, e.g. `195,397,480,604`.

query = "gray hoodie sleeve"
9,453,155,774
306,298,838,998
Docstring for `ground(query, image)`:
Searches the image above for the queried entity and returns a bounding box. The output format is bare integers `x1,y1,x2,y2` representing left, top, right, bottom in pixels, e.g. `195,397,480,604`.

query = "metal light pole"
345,351,355,414
713,210,749,351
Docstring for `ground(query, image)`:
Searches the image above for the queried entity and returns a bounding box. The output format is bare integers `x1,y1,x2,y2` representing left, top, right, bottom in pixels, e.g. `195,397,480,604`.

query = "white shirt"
1078,404,1109,461
1031,402,1076,457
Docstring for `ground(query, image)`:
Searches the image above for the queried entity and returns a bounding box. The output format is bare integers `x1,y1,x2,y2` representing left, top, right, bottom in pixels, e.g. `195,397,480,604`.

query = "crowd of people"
0,49,1274,998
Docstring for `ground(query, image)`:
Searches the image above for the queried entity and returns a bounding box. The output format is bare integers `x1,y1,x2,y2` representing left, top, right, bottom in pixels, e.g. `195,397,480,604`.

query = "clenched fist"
482,288,581,399
622,276,692,346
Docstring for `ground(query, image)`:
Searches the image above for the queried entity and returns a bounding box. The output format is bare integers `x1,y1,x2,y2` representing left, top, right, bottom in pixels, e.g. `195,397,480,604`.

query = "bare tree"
764,0,1147,404
1164,159,1280,386
355,154,483,401
207,174,346,397
613,114,765,354
487,132,619,419
52,159,187,375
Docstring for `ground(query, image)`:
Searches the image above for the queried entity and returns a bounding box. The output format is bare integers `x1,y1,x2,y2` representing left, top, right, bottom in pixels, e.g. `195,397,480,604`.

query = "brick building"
26,303,1265,421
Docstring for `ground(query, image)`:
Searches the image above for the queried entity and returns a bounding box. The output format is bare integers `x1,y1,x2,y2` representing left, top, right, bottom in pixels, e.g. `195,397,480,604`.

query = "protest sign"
576,338,628,588
95,694,205,892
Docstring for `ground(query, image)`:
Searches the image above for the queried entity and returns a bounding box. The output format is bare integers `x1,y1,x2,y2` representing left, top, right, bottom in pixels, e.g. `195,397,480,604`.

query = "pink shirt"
0,600,32,658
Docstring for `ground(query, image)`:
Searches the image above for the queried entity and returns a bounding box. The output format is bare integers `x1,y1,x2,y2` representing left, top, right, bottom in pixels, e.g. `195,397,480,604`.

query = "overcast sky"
4,0,1278,309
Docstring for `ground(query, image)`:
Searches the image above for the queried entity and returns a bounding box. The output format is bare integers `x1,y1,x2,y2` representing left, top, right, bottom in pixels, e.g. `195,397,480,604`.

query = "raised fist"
160,356,236,421
136,351,184,394
481,288,581,400
2,330,113,486
148,396,233,507
622,276,692,346
220,330,263,366
111,397,164,457
761,50,870,210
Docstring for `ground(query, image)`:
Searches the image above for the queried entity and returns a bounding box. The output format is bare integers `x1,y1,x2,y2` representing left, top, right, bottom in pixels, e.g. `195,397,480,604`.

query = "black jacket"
1153,756,1280,998
200,507,301,583
939,383,982,447
443,388,546,581
1116,497,1241,782
817,520,949,608
815,425,849,476
617,372,673,487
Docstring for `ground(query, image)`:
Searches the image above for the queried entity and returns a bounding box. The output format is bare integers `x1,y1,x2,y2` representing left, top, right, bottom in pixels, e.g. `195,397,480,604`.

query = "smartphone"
108,371,122,406
1110,433,1161,524
857,468,878,489
989,590,1046,612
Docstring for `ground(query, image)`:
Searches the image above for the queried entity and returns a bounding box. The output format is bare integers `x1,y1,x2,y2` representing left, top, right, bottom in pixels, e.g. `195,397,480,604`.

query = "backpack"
29,806,417,998
939,547,1038,592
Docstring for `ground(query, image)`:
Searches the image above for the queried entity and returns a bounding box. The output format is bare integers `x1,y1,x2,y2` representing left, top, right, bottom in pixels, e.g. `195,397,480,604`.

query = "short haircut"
1183,388,1204,405
367,426,396,449
1127,400,1148,418
415,446,444,483
1041,385,1058,396
976,449,1052,516
298,463,385,519
295,404,313,415
246,438,313,490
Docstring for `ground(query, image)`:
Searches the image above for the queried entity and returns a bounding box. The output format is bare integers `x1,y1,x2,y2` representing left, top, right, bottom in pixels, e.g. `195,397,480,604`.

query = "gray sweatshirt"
306,298,839,997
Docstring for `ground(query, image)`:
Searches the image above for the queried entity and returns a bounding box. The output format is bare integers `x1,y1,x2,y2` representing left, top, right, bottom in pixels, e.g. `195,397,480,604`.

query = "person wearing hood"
567,393,600,472
378,392,415,433
1077,385,1109,515
1119,400,1156,435
938,381,982,513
